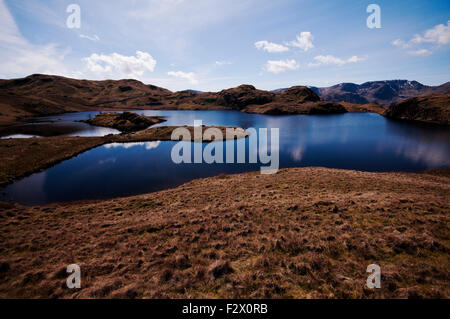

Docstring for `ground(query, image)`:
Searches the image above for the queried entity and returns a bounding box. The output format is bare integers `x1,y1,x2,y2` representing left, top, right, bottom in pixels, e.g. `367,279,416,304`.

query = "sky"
0,0,449,91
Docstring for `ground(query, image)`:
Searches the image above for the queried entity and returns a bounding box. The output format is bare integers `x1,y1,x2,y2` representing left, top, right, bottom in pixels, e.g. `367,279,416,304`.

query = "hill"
385,94,450,125
2,75,448,127
0,75,352,126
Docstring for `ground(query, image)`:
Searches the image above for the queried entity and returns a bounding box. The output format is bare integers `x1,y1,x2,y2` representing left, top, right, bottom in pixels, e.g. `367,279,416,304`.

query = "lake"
2,110,450,205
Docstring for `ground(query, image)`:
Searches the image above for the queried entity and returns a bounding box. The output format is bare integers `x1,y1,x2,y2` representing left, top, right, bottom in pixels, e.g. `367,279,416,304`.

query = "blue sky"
0,0,449,91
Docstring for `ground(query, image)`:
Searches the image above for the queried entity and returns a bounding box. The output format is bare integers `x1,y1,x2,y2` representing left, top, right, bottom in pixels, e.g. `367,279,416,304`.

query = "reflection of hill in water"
0,121,119,138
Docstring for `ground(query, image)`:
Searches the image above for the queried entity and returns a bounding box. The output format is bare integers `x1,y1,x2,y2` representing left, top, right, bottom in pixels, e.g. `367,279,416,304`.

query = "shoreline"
3,165,450,208
0,125,249,188
0,106,374,130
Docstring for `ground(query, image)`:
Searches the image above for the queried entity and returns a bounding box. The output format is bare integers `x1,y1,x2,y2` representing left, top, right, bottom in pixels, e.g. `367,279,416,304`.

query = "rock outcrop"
216,85,274,109
81,112,166,132
385,94,450,125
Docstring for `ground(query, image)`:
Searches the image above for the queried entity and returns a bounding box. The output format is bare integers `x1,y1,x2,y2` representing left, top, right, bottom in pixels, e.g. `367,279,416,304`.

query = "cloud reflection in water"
104,141,161,150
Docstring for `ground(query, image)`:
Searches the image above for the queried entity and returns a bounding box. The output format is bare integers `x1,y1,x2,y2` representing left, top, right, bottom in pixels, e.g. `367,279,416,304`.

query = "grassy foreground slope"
0,167,448,298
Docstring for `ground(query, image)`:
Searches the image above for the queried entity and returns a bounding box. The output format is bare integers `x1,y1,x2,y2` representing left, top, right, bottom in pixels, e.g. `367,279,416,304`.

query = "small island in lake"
81,112,167,133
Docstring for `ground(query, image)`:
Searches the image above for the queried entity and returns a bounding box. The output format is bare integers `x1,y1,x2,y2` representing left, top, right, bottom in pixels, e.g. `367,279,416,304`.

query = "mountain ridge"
0,74,355,126
0,74,448,126
311,80,450,106
274,80,450,106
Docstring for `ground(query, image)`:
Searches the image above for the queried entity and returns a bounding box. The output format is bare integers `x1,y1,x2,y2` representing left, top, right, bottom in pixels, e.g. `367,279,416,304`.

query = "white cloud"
0,1,162,81
215,60,232,66
80,34,100,42
167,71,198,84
265,59,299,74
0,0,71,78
392,21,450,57
288,32,314,51
408,49,432,57
411,20,450,45
392,39,411,49
83,51,157,78
346,56,365,63
255,40,289,53
308,55,364,67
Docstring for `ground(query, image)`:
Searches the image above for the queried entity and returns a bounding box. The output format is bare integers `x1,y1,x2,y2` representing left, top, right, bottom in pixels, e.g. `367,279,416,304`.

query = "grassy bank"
0,167,448,298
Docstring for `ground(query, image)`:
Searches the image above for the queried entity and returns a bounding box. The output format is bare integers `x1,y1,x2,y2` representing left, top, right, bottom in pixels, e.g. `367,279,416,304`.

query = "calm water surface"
2,110,450,205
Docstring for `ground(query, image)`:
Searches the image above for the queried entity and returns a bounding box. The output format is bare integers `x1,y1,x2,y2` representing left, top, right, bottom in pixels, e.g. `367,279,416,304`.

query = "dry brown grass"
0,167,448,299
340,102,386,114
0,136,105,187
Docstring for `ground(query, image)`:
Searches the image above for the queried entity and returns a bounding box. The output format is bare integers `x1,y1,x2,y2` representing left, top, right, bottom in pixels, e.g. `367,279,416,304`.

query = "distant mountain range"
0,74,449,127
0,74,373,126
275,80,450,106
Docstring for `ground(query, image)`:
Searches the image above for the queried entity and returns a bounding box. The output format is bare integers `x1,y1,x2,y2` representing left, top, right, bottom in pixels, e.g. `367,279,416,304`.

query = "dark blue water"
2,110,450,205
